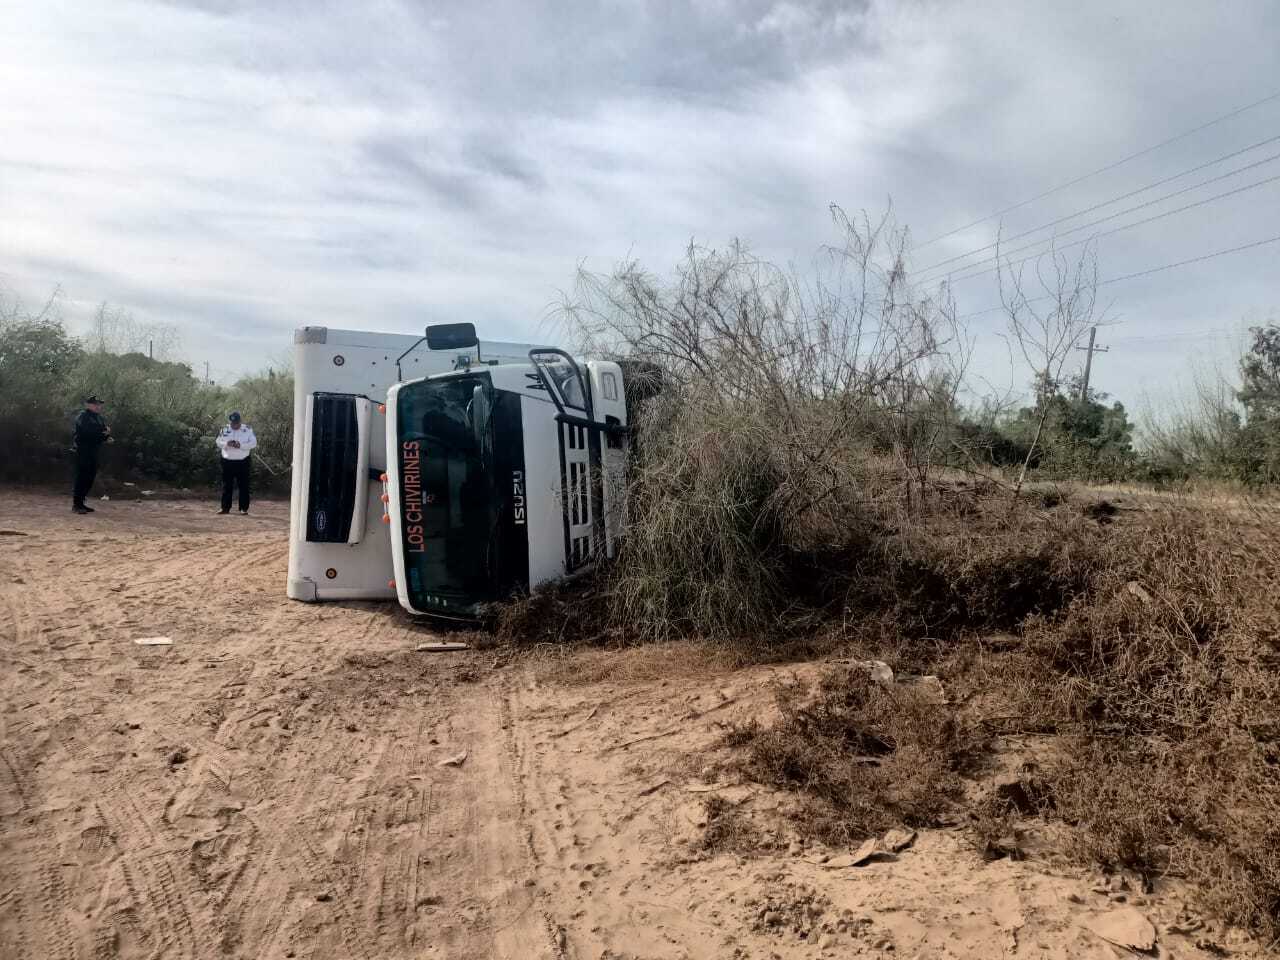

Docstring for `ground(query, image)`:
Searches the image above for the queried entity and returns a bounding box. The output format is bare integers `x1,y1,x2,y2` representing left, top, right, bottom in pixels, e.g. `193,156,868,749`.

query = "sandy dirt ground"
0,492,1262,959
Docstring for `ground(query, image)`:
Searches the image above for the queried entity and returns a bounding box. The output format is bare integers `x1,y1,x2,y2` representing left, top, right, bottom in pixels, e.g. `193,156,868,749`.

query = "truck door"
528,350,607,573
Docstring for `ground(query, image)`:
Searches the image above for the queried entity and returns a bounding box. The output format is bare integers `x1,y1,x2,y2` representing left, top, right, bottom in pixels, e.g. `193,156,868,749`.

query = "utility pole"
205,361,210,385
148,339,153,360
1076,326,1109,401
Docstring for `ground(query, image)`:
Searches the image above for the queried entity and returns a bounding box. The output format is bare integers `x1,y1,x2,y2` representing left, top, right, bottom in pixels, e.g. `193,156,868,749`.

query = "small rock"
787,841,804,857
315,891,333,903
854,660,894,684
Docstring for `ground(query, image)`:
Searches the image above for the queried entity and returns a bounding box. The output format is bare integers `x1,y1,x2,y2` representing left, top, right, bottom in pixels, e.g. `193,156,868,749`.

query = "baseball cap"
229,411,242,422
84,395,104,405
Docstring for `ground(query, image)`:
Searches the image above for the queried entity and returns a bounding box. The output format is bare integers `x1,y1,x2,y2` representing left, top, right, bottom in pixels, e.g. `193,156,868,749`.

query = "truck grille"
306,393,359,542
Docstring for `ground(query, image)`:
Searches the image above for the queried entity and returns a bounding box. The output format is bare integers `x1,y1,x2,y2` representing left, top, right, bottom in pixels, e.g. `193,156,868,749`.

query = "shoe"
73,505,91,515
83,505,96,512
239,510,249,515
217,509,230,515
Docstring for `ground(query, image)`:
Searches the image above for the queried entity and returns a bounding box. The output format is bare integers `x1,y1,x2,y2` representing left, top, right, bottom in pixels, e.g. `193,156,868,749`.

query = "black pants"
72,449,99,507
221,458,251,512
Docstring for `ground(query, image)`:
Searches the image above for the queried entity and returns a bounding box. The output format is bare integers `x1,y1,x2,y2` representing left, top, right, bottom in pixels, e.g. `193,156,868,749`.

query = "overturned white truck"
287,323,631,619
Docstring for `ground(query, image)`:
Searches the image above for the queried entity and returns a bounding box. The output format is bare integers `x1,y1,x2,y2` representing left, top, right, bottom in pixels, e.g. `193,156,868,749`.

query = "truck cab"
286,325,543,603
384,348,628,619
287,323,631,620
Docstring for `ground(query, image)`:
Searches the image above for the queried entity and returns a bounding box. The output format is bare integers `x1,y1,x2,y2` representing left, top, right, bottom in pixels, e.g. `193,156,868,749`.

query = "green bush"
0,298,293,491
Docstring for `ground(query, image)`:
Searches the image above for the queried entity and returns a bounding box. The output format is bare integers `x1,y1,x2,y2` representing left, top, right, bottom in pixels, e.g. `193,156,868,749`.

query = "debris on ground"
979,832,1024,862
1083,907,1157,953
823,837,893,868
748,882,831,940
436,750,469,767
882,828,917,852
415,641,471,652
134,636,173,646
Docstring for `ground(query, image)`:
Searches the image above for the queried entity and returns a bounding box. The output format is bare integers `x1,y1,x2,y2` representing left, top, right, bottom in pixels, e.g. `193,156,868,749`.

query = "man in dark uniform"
72,395,111,514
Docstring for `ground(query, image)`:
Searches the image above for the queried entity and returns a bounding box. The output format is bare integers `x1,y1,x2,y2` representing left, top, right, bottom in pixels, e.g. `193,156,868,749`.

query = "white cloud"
0,0,1278,409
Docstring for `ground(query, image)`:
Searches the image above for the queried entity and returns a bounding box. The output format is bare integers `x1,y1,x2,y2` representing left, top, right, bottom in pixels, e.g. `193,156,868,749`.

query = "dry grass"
1021,512,1280,937
727,666,985,845
692,500,1280,939
849,501,1106,643
698,794,762,854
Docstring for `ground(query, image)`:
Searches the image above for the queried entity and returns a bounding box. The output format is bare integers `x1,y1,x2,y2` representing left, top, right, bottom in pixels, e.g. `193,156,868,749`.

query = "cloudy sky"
2,0,1278,410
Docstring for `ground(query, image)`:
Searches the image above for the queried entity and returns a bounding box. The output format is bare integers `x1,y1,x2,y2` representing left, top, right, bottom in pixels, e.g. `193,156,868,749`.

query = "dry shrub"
699,794,761,854
556,208,968,644
605,392,795,642
731,666,985,844
1028,512,1278,735
855,503,1106,641
1049,736,1280,937
487,572,610,646
1025,513,1280,937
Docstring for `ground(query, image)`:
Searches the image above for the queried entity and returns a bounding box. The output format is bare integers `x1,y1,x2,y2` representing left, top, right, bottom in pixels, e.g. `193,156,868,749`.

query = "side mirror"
426,323,479,351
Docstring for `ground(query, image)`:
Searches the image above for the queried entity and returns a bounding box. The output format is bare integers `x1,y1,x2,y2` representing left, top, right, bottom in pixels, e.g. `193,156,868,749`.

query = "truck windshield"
394,374,496,614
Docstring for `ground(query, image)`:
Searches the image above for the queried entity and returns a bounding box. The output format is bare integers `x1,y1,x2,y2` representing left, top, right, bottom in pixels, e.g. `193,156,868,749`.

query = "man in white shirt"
216,411,258,515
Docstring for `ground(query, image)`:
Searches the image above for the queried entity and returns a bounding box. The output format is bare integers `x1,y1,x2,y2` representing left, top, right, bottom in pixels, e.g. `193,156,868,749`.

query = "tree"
88,302,180,360
994,375,1135,482
995,240,1101,492
1239,324,1280,421
0,289,87,478
1236,323,1280,482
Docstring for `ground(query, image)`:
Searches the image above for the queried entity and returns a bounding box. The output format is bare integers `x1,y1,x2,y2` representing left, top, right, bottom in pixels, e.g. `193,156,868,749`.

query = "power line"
915,132,1280,277
956,233,1280,320
912,89,1280,251
938,167,1280,286
1107,327,1236,345
1099,234,1280,286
